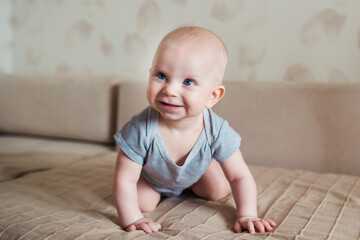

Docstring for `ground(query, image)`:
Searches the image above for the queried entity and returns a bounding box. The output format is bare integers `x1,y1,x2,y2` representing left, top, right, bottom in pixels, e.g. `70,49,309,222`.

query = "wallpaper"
0,0,12,73
0,0,359,82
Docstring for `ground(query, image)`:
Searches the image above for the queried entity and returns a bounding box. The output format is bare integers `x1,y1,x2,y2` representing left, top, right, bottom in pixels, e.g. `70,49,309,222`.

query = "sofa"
0,74,359,240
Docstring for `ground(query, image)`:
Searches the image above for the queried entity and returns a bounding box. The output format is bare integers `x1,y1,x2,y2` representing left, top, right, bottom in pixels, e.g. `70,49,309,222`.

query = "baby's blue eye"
183,79,194,86
157,72,167,80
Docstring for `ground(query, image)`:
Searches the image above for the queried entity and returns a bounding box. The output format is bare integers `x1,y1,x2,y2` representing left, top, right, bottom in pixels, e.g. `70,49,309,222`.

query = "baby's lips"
159,101,183,107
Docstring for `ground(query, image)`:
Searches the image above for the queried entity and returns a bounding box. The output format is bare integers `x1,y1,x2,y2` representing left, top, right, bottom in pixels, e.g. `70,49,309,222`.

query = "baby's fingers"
127,224,152,234
126,222,160,234
254,220,265,233
247,221,256,234
137,222,160,234
155,222,162,231
265,218,277,227
140,223,154,234
126,224,136,232
234,221,242,233
147,221,161,233
261,219,274,232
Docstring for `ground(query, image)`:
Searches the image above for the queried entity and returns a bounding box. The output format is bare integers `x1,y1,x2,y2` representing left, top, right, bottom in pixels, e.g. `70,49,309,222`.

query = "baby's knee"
139,201,157,213
137,175,161,212
207,186,231,201
138,191,160,212
196,182,231,201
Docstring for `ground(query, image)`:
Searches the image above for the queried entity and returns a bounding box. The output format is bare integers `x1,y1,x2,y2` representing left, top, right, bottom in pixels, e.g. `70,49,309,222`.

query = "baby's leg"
191,159,231,201
137,175,161,212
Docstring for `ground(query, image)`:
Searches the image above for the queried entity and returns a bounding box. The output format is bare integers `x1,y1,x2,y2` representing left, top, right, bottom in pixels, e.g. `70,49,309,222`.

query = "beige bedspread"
0,152,359,240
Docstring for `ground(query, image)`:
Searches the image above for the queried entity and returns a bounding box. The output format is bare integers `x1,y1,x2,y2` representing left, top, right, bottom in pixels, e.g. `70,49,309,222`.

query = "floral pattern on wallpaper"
1,0,359,82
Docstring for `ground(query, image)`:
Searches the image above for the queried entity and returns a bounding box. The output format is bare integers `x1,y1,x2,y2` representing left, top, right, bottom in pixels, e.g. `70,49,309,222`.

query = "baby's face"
147,40,225,122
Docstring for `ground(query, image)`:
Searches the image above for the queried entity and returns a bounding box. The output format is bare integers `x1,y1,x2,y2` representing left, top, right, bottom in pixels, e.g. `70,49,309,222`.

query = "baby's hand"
126,217,161,234
234,216,276,234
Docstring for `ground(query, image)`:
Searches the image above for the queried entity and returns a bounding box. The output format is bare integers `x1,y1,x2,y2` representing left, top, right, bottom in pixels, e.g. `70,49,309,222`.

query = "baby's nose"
162,83,178,97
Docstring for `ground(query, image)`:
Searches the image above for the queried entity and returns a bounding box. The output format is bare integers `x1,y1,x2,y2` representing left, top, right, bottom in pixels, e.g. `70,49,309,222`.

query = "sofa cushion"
0,135,113,155
0,74,122,143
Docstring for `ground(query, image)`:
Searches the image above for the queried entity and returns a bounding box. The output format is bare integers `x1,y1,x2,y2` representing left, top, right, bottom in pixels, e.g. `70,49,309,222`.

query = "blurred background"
0,0,359,82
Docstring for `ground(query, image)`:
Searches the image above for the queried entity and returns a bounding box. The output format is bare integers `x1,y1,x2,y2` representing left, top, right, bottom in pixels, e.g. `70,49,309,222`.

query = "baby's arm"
113,149,161,233
220,149,276,234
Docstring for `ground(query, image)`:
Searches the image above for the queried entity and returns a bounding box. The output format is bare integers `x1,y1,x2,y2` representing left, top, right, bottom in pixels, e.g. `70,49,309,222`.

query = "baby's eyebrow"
185,72,201,80
152,65,162,69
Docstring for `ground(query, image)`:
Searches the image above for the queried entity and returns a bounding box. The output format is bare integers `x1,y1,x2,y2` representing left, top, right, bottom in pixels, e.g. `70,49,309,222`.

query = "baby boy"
113,26,276,234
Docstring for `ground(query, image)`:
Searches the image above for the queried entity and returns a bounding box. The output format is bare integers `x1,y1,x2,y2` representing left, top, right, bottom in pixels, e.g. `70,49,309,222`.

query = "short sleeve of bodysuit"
206,110,241,163
114,108,152,165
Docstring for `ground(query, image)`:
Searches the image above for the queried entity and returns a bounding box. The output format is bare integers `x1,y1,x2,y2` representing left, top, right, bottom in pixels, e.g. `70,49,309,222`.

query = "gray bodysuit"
114,106,241,197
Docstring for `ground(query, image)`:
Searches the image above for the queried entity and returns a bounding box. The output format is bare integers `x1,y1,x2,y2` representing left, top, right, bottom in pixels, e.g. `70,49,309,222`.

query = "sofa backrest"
116,81,360,176
0,74,122,143
117,81,149,131
214,82,360,176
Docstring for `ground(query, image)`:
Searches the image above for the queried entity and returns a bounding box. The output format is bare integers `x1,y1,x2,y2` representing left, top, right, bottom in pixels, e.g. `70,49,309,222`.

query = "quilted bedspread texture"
0,151,359,240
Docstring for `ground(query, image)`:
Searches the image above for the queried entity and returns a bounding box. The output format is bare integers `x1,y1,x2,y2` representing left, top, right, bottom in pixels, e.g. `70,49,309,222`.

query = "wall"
0,0,12,73
1,0,359,82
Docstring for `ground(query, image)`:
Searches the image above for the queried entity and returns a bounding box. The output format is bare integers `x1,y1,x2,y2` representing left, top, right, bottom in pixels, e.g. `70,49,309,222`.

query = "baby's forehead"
159,40,226,73
162,39,215,56
159,37,227,69
162,29,226,54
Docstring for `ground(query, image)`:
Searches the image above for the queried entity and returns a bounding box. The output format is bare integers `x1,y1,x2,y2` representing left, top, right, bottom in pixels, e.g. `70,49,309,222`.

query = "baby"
113,26,276,234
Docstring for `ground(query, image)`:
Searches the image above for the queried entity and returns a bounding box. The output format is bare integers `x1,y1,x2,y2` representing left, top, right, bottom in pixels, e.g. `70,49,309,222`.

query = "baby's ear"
206,85,225,109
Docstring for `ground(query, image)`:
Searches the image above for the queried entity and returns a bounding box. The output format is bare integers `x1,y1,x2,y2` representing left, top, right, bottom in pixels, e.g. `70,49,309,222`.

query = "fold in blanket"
0,152,85,182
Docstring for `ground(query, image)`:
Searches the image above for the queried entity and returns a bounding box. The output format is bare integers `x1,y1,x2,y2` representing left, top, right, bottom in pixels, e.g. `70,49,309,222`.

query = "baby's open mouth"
160,101,182,107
